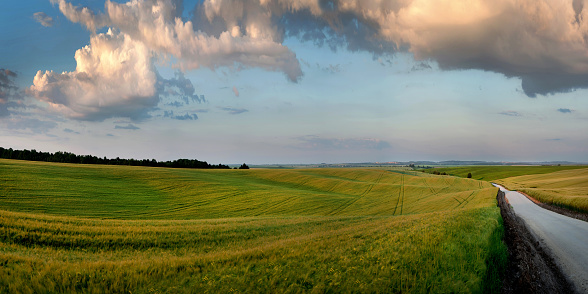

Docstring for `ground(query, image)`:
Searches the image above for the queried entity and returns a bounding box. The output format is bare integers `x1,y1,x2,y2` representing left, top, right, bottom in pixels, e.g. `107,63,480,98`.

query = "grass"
0,159,506,293
496,168,588,214
421,165,587,182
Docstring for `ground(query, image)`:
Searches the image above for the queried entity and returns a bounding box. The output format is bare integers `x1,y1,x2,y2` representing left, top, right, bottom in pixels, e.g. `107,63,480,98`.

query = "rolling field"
423,165,588,213
0,159,505,293
422,165,586,182
496,168,588,213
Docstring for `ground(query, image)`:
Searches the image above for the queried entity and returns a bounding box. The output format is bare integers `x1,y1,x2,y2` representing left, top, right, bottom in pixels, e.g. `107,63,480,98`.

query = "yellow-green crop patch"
496,168,588,213
421,165,586,182
0,159,505,293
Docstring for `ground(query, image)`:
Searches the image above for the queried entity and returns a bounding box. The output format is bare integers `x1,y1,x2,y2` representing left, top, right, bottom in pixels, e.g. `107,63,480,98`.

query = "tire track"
454,191,476,209
393,175,404,215
400,175,405,215
328,171,384,215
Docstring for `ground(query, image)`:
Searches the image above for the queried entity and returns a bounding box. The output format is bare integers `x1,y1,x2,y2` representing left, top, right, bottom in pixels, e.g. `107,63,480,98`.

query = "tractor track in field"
392,175,404,215
453,190,475,209
329,171,384,215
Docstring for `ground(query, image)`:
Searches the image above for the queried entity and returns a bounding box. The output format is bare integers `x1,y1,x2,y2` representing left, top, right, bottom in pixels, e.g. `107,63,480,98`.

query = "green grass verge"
0,159,506,293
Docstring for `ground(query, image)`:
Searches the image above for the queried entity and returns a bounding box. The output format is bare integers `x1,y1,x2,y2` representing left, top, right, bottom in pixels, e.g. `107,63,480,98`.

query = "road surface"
493,184,588,293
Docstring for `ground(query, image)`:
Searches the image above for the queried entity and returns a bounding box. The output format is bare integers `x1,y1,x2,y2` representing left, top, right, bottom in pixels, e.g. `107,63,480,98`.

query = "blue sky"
1,0,587,164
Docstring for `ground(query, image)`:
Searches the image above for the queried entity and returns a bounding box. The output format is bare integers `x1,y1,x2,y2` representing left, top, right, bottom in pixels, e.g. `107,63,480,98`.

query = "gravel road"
494,184,588,293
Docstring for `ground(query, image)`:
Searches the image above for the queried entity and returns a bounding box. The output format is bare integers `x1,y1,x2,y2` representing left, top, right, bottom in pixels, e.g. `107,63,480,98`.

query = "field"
0,159,505,293
423,165,588,214
422,165,586,182
496,168,588,213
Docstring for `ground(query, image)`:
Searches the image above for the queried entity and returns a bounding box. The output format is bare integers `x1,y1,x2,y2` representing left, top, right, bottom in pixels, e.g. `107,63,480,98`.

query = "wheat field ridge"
0,159,505,293
423,165,588,214
496,168,588,214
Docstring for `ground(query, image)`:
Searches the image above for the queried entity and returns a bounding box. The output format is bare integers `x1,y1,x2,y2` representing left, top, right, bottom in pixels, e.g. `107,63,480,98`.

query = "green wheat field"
426,165,588,214
0,159,506,293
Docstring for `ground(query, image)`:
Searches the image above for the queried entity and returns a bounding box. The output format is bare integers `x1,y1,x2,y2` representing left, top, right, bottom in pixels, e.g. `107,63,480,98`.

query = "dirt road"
494,184,588,293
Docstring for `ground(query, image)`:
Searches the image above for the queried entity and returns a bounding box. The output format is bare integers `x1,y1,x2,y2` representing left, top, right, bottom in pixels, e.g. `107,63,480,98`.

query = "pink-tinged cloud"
37,0,588,122
28,29,158,121
199,0,588,96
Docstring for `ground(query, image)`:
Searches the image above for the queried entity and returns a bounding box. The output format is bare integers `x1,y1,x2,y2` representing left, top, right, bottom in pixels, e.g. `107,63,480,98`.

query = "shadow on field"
497,190,576,293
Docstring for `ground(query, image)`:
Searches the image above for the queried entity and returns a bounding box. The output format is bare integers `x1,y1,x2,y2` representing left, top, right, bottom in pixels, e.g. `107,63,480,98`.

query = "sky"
1,0,588,164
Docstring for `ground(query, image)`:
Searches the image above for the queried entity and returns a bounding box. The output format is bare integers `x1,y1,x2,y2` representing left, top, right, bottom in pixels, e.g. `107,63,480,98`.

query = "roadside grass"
421,165,586,182
496,168,588,214
0,159,505,293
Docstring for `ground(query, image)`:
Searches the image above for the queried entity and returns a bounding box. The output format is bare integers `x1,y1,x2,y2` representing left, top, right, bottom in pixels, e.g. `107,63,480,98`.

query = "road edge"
512,190,588,223
497,189,577,293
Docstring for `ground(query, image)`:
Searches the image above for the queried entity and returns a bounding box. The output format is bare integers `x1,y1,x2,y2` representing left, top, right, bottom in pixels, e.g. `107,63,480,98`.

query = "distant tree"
467,172,472,178
239,163,250,169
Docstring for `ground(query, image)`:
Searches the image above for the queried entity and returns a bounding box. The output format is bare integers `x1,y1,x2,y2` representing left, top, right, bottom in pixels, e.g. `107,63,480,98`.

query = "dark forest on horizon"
0,147,235,169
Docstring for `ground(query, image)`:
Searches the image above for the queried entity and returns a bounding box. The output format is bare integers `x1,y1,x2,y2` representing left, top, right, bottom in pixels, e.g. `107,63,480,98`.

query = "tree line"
0,147,232,169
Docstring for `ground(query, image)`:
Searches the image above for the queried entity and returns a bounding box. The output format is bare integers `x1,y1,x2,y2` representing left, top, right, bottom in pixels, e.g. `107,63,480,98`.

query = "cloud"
63,128,80,134
165,101,184,107
197,0,588,97
28,29,159,121
33,12,54,27
411,62,432,72
297,136,392,150
557,108,573,113
0,69,25,117
316,63,342,74
232,86,239,97
51,0,302,82
114,123,140,130
499,111,522,117
219,107,248,115
159,71,205,104
4,117,57,134
46,0,588,99
163,110,198,120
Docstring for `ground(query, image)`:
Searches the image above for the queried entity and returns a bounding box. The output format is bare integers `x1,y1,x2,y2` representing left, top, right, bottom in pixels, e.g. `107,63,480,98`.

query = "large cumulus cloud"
29,29,158,121
34,0,588,121
198,0,588,97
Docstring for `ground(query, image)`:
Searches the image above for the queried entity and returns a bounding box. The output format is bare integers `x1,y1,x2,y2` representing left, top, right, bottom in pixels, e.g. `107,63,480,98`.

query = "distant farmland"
496,167,588,214
0,159,505,293
422,165,586,182
423,165,588,214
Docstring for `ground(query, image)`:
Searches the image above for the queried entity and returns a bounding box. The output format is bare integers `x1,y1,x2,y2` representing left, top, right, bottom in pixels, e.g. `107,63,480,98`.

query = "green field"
496,168,588,213
422,165,587,182
0,159,505,293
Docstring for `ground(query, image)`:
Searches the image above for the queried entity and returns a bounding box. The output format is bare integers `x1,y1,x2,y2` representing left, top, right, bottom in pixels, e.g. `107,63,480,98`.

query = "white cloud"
200,0,588,96
51,0,303,82
33,12,54,27
28,29,158,121
39,0,588,125
232,86,239,97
